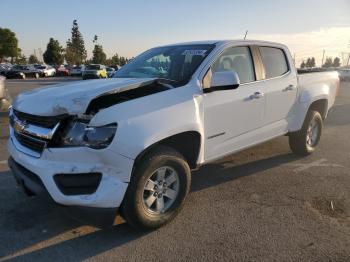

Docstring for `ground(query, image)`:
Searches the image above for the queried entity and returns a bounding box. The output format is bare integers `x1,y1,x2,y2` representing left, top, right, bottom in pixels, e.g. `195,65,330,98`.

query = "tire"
289,110,323,156
121,146,191,230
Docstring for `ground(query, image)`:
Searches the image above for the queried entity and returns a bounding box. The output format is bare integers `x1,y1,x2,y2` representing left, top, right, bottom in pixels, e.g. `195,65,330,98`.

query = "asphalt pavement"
0,78,349,261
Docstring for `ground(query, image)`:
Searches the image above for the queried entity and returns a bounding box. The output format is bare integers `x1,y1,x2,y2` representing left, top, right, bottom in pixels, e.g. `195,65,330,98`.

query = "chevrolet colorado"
7,40,339,229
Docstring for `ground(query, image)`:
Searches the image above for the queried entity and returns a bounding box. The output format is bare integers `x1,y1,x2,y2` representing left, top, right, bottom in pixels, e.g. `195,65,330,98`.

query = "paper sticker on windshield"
182,50,207,56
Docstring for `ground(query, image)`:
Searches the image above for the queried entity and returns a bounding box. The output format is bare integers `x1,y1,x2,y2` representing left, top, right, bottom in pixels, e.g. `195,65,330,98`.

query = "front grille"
14,132,46,153
13,109,67,128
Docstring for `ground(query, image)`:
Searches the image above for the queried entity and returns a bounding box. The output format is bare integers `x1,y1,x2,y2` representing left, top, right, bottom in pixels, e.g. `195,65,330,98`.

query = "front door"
203,46,266,161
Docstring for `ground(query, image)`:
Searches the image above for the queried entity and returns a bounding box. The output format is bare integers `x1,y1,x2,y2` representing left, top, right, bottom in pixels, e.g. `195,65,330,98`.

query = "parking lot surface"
0,78,349,261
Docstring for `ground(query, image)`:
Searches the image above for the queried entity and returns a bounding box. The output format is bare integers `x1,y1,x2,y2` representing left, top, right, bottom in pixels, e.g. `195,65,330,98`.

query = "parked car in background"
70,65,85,76
106,67,115,78
0,64,12,76
5,64,40,79
82,64,108,80
110,65,121,71
338,69,350,81
34,64,56,77
0,76,11,111
7,40,340,230
56,65,71,76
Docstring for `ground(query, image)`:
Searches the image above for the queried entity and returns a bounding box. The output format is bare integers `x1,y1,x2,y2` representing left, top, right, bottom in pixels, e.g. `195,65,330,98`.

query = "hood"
13,78,156,116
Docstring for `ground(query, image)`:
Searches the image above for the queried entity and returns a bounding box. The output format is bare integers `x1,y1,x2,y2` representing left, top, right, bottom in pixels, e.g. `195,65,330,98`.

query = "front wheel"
121,146,191,230
289,110,323,156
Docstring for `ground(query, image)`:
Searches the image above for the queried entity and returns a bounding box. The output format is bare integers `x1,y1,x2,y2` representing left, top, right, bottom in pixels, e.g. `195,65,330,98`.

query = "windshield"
114,44,214,85
86,65,101,70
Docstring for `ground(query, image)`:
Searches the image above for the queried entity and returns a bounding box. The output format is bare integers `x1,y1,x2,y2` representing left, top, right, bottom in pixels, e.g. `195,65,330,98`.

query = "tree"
15,54,27,64
43,38,64,65
305,57,316,68
300,60,306,69
310,57,316,68
0,28,19,62
323,57,333,68
305,58,311,68
28,54,39,64
332,57,341,67
91,35,106,64
119,56,128,66
109,53,120,66
65,20,87,65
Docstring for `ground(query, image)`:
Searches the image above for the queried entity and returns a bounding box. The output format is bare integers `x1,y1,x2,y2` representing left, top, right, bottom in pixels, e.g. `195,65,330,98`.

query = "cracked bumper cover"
7,136,133,209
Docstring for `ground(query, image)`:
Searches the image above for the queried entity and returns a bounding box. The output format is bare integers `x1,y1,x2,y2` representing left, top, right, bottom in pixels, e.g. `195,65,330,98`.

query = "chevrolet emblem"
13,119,27,134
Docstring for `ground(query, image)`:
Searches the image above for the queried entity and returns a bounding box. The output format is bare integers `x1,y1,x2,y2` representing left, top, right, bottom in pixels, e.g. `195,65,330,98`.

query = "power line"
243,30,248,40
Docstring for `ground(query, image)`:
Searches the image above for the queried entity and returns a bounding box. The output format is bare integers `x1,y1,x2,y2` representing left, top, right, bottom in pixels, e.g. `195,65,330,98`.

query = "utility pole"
38,48,43,63
293,53,296,64
348,40,350,67
321,50,325,67
244,30,248,40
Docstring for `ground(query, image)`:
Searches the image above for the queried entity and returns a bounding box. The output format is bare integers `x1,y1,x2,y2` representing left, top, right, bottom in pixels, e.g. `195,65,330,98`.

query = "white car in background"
34,64,56,77
70,65,85,76
106,67,115,78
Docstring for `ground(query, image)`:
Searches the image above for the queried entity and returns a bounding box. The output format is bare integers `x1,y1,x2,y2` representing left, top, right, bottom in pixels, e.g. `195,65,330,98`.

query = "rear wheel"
289,110,323,156
121,146,191,230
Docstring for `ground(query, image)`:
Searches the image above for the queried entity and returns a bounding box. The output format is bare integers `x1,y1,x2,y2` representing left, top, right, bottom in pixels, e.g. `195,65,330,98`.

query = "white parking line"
288,158,344,173
0,160,7,165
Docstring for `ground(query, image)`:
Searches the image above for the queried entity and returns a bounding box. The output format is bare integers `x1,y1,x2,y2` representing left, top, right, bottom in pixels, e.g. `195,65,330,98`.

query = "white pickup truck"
7,40,339,229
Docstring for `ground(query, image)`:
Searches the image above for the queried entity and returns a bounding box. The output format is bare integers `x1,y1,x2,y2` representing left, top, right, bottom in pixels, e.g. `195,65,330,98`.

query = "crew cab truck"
7,40,339,229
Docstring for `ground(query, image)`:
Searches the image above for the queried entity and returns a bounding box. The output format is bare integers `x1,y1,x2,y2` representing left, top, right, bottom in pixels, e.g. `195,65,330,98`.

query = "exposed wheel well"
309,99,328,119
134,131,201,169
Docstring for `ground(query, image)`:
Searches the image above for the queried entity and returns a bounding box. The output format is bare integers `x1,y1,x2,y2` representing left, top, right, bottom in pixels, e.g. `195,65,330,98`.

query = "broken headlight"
60,121,117,149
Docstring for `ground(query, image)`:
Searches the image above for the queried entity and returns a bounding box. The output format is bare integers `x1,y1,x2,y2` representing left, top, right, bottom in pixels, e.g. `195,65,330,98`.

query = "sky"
1,0,350,66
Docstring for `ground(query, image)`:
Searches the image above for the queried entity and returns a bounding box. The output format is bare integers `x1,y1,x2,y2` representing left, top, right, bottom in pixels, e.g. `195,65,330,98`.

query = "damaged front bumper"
8,157,120,227
7,135,134,226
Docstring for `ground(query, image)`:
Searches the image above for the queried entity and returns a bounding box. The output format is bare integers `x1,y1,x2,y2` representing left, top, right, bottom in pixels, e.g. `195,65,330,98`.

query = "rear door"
257,46,298,127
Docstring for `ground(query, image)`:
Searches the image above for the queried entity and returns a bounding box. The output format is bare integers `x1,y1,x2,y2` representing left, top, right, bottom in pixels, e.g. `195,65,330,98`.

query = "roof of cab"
159,39,288,49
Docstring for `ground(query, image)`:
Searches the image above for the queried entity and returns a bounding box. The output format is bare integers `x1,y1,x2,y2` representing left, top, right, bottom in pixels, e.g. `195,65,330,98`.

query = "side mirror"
204,71,240,93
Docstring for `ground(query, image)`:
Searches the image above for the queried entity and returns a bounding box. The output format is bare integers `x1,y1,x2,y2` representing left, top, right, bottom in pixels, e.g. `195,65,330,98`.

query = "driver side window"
211,46,255,84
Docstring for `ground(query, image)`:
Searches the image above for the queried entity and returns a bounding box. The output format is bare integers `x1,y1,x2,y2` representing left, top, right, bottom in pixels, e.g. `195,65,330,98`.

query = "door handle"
284,85,296,91
250,91,264,99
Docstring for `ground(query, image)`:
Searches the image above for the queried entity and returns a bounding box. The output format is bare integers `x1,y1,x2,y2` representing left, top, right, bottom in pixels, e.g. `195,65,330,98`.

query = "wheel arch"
134,131,202,170
308,98,328,119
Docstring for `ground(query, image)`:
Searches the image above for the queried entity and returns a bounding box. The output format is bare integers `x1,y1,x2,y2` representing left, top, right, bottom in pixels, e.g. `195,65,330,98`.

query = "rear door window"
259,47,289,79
